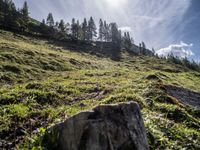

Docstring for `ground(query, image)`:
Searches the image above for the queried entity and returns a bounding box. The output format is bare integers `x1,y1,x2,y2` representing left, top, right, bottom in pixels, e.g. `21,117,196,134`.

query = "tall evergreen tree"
141,42,146,49
21,1,29,20
46,13,54,27
123,32,132,50
58,19,65,32
71,18,76,39
141,42,146,55
152,47,155,54
139,43,142,54
65,22,70,34
98,19,103,41
39,19,48,35
76,20,82,40
110,23,119,42
103,21,109,42
118,30,122,42
42,19,45,24
82,18,87,41
1,0,17,30
55,21,59,30
87,17,97,41
0,0,3,26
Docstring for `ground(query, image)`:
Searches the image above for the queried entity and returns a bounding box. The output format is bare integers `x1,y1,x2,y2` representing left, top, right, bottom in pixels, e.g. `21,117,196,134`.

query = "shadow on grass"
47,40,122,61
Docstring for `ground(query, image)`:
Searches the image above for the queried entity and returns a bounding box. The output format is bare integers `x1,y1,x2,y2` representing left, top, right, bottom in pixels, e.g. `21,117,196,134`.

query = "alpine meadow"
0,0,200,150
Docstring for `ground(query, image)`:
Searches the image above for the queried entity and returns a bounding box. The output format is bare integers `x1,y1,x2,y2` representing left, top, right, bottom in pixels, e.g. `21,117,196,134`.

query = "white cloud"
156,41,194,58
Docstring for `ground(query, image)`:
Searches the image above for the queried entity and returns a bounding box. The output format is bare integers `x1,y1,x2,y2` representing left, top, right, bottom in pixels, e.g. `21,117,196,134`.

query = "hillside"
0,30,200,149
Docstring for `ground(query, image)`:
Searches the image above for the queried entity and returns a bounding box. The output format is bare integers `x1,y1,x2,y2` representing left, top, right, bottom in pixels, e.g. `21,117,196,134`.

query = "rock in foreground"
42,102,149,150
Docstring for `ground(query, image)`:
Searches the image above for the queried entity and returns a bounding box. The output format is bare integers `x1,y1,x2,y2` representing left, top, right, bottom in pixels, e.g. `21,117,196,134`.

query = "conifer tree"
21,1,29,20
42,19,45,24
110,23,119,42
1,0,17,30
76,20,82,40
141,42,146,55
39,18,48,35
88,17,97,41
103,21,109,42
139,43,142,54
152,47,155,54
118,30,122,42
98,19,103,41
0,0,3,26
58,19,65,32
55,21,59,30
46,13,54,27
82,18,87,41
71,18,76,39
123,32,132,50
65,22,70,34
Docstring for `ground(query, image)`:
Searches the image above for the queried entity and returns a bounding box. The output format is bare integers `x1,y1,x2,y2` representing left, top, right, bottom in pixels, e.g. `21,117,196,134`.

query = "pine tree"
71,18,76,39
124,32,127,39
55,21,59,30
76,20,82,40
46,13,54,27
0,0,3,26
110,23,119,43
58,19,65,32
42,19,45,24
65,22,70,34
122,32,132,50
118,30,122,42
1,0,17,30
141,42,146,55
139,43,142,54
82,18,87,41
39,19,48,35
152,47,155,54
141,42,146,49
0,0,4,22
87,17,97,41
103,21,109,42
98,19,103,41
127,32,131,41
21,1,29,20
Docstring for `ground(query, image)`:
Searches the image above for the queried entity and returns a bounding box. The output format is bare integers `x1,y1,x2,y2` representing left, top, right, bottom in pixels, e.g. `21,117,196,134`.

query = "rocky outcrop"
42,102,149,150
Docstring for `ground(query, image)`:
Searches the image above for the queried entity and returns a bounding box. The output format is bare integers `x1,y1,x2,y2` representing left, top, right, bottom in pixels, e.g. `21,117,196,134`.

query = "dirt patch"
85,72,110,77
0,75,13,84
165,85,200,110
69,58,81,65
0,113,49,149
153,66,181,73
145,74,160,81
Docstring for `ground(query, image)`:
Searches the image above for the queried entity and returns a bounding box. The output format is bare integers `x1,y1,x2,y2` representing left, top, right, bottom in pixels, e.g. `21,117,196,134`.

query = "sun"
104,0,128,8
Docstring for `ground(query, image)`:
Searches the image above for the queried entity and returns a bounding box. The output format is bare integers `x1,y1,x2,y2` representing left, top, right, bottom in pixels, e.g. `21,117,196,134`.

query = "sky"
13,0,200,61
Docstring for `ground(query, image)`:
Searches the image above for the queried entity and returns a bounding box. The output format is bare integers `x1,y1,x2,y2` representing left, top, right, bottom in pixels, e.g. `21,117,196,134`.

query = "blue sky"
13,0,200,61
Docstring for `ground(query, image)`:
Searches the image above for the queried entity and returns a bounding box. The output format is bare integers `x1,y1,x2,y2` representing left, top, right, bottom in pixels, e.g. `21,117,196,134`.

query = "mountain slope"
0,30,200,149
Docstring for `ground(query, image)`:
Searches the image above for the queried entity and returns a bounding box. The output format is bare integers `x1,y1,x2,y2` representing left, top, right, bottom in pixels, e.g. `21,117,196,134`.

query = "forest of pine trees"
0,0,133,50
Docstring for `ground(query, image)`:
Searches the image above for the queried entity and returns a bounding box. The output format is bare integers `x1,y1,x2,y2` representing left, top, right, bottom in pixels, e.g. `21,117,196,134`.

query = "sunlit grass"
0,30,200,149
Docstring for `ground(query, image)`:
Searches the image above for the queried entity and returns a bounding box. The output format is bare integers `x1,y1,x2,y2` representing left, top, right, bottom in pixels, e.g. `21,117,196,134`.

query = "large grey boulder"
42,102,149,150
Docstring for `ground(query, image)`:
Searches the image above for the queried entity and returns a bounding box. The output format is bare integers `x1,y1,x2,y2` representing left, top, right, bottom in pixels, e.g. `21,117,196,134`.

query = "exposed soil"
0,113,50,150
165,85,200,110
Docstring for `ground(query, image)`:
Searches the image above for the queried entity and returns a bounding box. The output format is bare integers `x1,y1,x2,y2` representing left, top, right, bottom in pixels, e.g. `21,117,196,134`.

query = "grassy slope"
0,30,200,149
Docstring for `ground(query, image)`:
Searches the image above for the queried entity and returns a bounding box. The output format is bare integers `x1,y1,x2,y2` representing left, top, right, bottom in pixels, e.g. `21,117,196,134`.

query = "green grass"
0,30,200,149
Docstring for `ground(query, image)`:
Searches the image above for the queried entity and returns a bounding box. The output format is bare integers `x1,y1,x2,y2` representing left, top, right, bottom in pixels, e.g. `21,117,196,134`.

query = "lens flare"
103,0,128,8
